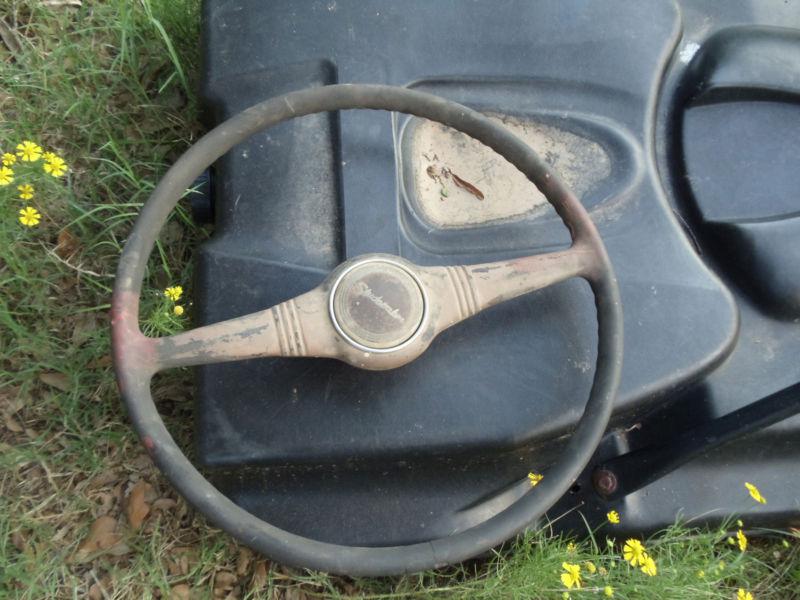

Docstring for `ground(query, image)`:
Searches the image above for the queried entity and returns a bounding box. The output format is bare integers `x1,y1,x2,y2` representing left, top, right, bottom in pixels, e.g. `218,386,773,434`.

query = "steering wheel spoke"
420,245,597,332
152,287,333,372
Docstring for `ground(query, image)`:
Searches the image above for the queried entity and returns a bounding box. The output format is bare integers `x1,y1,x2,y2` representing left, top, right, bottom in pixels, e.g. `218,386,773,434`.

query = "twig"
42,243,114,278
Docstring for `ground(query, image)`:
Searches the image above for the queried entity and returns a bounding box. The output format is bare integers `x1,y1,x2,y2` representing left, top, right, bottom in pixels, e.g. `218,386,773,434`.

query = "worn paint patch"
407,114,611,229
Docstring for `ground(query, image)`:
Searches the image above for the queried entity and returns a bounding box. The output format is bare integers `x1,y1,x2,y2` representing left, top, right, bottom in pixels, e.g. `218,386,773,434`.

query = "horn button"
330,259,426,352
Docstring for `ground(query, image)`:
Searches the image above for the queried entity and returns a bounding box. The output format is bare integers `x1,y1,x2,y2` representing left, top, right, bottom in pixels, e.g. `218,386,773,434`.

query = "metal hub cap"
330,259,426,352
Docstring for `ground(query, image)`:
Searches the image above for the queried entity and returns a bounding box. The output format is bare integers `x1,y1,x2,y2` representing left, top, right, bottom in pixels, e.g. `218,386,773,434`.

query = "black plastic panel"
195,0,800,546
684,100,800,222
680,27,800,317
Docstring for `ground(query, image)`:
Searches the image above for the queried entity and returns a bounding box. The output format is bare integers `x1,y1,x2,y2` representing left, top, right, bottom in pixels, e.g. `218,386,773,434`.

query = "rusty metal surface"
131,246,599,374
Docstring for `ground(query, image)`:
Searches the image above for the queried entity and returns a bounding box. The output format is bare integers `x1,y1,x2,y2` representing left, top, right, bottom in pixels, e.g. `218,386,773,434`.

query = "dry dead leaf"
0,18,22,58
167,546,197,576
152,497,177,512
3,412,23,433
89,469,119,489
285,587,309,600
72,312,99,345
55,228,81,259
170,584,191,600
38,371,71,392
236,547,253,576
166,551,190,577
87,355,113,369
95,491,115,516
125,480,153,530
251,561,269,591
87,583,103,600
87,574,112,600
11,531,27,553
130,453,154,470
213,571,237,597
74,516,124,562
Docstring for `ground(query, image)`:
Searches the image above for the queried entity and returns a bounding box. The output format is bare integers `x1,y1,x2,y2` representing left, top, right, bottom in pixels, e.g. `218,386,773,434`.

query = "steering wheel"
111,84,623,576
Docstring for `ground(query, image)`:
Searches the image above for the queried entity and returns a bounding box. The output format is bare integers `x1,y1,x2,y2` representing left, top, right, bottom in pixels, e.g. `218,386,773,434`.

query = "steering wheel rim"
111,84,623,575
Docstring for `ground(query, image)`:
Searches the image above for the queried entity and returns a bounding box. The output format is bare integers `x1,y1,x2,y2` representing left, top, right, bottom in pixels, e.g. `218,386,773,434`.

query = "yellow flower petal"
737,589,753,600
18,183,34,200
19,206,41,227
43,155,67,177
607,510,620,524
560,563,582,589
737,529,747,552
745,482,767,504
604,586,614,597
2,152,16,166
164,286,183,301
173,305,185,316
0,166,14,186
527,472,543,487
16,140,42,162
641,555,657,577
585,561,597,574
623,539,647,567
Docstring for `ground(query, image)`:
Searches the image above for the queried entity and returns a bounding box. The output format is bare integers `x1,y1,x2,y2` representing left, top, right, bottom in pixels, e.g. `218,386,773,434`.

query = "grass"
0,1,798,598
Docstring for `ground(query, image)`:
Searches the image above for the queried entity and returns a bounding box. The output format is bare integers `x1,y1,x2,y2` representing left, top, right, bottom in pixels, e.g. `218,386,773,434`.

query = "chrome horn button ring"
329,257,427,352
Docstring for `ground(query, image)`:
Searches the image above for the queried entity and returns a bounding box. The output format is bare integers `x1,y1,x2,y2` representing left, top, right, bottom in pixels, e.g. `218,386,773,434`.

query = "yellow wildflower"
43,154,67,177
585,561,597,574
745,482,767,504
623,539,647,567
560,562,582,589
19,206,41,227
607,510,620,524
566,542,576,553
16,140,42,162
173,305,185,316
604,586,614,597
737,589,753,600
0,166,14,186
164,286,183,301
737,529,747,552
18,183,34,200
527,472,543,487
2,152,16,166
641,554,657,577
